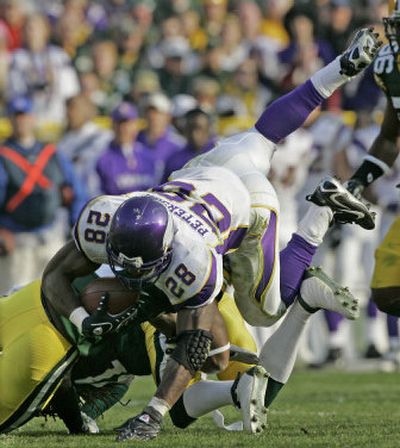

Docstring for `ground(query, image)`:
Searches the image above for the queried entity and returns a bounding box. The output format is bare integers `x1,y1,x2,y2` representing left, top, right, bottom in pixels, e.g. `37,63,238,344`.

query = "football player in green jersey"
346,0,400,316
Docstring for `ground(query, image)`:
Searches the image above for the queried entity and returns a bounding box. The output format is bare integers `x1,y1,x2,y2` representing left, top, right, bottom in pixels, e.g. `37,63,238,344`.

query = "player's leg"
364,297,382,358
0,280,77,433
370,217,400,315
164,295,268,433
255,28,381,146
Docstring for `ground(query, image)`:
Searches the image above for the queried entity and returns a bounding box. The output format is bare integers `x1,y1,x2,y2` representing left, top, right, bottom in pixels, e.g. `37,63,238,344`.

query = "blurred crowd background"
0,0,399,368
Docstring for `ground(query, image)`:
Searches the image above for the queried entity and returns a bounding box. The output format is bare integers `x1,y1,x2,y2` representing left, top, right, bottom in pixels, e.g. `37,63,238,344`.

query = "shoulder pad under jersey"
73,195,125,264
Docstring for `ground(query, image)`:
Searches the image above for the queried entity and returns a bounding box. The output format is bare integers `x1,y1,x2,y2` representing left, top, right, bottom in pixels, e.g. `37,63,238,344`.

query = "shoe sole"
304,266,360,320
241,365,269,434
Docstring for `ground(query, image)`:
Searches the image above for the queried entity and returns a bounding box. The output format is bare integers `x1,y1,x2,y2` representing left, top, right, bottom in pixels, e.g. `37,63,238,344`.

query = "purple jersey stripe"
255,211,277,303
181,252,218,308
255,79,325,144
216,226,248,254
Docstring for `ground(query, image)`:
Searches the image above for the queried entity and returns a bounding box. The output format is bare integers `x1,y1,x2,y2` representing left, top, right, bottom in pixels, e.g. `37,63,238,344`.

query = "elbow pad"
171,329,213,375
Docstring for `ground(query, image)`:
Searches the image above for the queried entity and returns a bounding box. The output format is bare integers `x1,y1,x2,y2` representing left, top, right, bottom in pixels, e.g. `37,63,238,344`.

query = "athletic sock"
259,300,311,384
297,204,333,246
182,380,234,419
310,57,351,98
280,233,317,306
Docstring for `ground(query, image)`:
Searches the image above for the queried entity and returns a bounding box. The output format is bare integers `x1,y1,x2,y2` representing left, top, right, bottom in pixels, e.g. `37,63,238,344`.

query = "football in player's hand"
80,277,139,315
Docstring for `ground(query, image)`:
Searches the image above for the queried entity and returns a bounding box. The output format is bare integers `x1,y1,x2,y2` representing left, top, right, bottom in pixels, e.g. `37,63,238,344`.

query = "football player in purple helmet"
107,196,174,289
42,28,381,442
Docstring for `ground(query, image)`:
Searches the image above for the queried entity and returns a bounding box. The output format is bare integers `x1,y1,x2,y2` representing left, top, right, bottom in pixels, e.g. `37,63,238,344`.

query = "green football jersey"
373,43,400,120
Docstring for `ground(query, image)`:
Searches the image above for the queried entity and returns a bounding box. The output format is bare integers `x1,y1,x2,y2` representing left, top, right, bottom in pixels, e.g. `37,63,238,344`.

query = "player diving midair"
41,28,382,441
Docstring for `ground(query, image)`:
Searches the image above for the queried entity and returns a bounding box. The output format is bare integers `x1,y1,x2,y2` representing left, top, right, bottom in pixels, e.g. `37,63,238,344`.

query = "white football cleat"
299,266,360,320
339,27,382,77
231,365,269,434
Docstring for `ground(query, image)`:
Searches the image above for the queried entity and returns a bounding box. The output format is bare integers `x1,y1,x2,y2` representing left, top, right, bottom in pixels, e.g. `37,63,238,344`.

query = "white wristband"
69,306,90,334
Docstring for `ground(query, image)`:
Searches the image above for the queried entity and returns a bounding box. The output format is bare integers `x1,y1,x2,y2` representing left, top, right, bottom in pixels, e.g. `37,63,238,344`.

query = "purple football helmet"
107,195,174,289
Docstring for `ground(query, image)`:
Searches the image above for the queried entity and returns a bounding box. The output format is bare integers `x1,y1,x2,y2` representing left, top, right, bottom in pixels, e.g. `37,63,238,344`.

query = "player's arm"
154,300,228,406
347,100,399,196
116,301,229,442
42,240,99,319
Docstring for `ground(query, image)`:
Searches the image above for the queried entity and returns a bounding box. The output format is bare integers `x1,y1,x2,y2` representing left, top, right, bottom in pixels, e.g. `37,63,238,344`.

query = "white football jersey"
74,166,251,308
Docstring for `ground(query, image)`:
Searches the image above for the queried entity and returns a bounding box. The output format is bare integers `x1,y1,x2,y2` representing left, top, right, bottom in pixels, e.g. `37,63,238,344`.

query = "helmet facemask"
384,1,400,55
106,196,174,290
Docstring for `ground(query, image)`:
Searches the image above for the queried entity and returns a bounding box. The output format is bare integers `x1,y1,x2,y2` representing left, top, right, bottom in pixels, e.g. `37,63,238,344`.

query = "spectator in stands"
58,94,112,198
0,96,86,294
0,0,27,51
170,93,198,135
7,13,80,126
191,76,220,115
96,101,161,195
163,107,215,181
261,0,291,48
90,40,130,115
217,14,247,72
203,0,228,47
181,9,208,52
115,19,146,81
0,23,11,113
137,91,184,178
129,69,160,105
157,36,194,96
320,0,357,55
223,57,272,119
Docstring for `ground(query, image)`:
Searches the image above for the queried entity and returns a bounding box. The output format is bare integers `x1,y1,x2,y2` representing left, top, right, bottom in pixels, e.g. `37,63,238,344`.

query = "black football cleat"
306,177,376,230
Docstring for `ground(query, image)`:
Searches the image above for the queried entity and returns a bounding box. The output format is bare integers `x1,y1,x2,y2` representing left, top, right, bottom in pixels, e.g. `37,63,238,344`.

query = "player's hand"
81,293,139,338
115,407,163,441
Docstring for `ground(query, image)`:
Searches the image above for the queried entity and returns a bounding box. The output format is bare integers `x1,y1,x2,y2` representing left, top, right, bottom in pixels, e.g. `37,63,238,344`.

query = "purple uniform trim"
255,211,277,303
387,314,399,338
366,297,378,318
182,252,218,308
280,233,317,306
323,310,344,332
216,226,248,254
255,80,325,144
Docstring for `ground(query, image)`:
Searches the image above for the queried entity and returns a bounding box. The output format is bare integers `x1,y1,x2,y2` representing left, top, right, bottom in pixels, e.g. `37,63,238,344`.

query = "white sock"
259,300,311,384
183,380,234,418
365,317,380,346
328,328,344,349
297,204,333,246
389,337,400,351
310,57,350,98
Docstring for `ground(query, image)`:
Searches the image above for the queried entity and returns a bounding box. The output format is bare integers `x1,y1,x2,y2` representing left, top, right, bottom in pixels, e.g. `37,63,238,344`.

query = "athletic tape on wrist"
69,306,90,334
208,343,231,357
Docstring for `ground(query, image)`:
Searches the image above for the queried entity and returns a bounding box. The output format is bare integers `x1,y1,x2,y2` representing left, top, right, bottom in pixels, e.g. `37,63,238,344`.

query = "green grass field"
2,369,400,448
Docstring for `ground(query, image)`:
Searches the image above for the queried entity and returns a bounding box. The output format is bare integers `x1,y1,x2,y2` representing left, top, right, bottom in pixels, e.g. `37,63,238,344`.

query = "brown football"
80,277,140,315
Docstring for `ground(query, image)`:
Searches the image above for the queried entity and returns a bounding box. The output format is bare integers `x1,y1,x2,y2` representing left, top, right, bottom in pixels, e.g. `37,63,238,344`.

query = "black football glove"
115,406,163,441
81,293,139,338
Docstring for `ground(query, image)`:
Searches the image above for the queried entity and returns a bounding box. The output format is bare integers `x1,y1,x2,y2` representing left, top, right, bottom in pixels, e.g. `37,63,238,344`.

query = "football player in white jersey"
42,29,381,441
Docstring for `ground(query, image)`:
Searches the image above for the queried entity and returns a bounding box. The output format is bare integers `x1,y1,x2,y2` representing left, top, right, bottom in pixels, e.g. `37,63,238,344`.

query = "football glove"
115,406,163,441
81,293,139,338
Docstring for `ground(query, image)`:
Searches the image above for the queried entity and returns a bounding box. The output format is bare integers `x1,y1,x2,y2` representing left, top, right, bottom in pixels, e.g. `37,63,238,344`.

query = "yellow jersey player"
0,275,259,435
345,1,400,316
